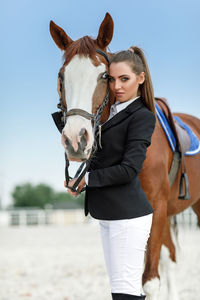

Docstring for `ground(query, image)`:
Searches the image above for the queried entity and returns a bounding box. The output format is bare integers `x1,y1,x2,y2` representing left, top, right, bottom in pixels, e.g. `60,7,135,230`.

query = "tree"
12,183,84,209
12,183,55,208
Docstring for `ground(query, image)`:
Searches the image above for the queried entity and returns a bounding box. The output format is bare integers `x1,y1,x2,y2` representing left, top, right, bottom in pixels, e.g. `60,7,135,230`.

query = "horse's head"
50,13,114,162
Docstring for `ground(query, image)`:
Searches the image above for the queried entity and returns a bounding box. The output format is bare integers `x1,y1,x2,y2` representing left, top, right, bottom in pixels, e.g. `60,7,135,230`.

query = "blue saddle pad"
155,103,200,156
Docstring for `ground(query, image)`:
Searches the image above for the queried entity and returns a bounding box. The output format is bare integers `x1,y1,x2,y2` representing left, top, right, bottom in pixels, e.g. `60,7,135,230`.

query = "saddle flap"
175,121,191,154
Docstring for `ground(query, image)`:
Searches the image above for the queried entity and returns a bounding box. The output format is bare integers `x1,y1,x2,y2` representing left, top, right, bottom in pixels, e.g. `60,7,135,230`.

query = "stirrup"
179,172,190,200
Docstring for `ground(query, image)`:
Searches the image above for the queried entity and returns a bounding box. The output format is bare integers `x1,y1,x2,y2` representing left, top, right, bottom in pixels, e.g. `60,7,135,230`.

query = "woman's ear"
138,72,145,84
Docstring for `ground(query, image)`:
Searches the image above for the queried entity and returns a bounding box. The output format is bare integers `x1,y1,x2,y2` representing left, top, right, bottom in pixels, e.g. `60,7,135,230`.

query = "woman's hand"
64,179,78,197
64,177,86,197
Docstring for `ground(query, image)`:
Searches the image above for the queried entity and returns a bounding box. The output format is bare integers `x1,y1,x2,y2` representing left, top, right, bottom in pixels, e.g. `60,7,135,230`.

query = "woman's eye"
102,72,108,79
121,77,129,82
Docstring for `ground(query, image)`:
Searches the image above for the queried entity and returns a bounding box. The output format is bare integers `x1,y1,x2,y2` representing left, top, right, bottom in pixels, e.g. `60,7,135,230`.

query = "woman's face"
109,62,145,102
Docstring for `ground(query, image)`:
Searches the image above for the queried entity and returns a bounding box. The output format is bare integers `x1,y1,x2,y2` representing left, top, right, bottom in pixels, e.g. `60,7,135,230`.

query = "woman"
67,46,156,300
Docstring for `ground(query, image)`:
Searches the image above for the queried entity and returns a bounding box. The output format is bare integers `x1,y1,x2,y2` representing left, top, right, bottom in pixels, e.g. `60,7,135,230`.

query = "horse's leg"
192,198,200,227
142,197,168,300
159,217,179,300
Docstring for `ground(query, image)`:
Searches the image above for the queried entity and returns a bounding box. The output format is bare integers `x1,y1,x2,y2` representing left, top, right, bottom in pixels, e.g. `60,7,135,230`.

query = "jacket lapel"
101,96,143,132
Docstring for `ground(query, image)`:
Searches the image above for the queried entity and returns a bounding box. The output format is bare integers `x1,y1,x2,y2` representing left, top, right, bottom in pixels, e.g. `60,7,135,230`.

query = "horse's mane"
63,36,97,65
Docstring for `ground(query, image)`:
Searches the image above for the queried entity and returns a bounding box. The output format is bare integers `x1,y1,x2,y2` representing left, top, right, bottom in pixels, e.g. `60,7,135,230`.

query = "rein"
57,49,110,194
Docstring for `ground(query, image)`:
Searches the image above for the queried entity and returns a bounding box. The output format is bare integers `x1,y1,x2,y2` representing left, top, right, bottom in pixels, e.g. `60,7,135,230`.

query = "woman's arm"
87,111,156,188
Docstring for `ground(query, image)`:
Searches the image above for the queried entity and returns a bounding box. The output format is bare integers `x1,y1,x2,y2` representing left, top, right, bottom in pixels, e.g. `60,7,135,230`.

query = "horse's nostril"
78,128,88,151
65,138,70,147
79,128,86,136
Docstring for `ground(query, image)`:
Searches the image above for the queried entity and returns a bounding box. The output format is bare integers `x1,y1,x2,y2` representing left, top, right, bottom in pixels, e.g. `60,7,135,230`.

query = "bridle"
54,49,110,193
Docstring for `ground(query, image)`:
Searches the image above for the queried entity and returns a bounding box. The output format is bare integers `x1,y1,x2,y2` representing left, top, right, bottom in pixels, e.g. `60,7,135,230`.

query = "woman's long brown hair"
109,46,156,115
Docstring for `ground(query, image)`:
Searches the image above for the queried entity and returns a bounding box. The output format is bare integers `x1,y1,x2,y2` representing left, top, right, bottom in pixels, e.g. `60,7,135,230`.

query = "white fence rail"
0,209,88,226
171,207,198,228
0,207,198,227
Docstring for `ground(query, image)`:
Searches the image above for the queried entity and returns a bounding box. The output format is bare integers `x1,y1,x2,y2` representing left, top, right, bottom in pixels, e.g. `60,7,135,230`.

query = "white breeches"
98,213,153,296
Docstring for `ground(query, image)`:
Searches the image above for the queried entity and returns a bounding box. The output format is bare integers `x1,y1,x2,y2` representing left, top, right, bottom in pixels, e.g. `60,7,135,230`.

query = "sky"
1,0,200,208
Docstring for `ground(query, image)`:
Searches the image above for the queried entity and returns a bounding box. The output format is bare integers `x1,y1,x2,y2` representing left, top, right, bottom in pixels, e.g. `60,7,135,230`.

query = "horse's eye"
102,72,108,80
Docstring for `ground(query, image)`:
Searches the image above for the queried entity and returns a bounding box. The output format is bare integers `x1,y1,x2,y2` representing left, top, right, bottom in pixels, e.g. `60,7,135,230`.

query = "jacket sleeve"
87,111,156,188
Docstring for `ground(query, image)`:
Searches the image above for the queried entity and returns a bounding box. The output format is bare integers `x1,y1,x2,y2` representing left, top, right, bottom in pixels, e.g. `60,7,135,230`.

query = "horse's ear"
96,13,114,49
49,21,73,50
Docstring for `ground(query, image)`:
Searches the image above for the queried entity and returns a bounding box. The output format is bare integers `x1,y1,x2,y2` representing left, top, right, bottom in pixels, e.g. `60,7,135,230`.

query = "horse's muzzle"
63,128,92,161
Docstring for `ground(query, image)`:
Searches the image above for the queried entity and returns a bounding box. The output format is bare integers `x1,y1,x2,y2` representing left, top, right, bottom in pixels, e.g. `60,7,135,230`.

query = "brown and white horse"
50,13,200,300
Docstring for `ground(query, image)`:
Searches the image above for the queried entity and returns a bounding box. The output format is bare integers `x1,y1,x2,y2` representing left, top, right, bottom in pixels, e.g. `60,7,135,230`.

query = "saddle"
155,97,190,200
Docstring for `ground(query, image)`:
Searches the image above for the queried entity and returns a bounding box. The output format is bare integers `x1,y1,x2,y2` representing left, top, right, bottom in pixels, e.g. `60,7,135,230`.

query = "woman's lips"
115,92,124,97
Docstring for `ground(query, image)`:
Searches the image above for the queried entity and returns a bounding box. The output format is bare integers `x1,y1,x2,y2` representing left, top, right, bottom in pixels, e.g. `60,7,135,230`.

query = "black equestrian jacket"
85,97,156,220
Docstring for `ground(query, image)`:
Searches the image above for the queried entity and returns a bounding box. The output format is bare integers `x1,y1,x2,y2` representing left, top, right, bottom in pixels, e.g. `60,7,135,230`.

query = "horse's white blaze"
62,56,106,156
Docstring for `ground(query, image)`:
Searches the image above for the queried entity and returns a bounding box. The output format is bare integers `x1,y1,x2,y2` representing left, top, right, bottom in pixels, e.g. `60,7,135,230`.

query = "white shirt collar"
115,96,140,113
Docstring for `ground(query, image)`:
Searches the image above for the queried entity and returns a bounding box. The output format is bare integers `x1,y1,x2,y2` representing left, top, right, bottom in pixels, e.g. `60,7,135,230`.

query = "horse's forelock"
63,36,99,65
